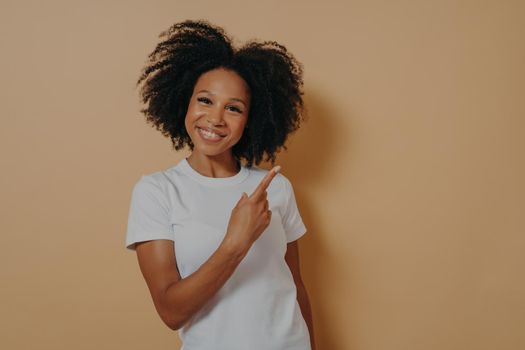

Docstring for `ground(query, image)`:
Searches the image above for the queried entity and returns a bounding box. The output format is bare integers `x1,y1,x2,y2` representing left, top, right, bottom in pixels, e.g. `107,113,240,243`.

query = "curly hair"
136,19,305,168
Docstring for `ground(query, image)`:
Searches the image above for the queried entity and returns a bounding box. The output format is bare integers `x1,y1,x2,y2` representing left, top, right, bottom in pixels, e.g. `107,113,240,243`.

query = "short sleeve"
281,175,307,242
125,175,174,251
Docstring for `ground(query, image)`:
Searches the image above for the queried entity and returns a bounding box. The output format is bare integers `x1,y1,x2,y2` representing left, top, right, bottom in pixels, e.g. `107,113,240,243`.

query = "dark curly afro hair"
136,19,306,168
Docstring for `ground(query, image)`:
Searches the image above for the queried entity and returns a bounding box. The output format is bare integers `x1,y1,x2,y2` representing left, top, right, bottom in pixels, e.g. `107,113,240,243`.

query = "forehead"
193,68,250,99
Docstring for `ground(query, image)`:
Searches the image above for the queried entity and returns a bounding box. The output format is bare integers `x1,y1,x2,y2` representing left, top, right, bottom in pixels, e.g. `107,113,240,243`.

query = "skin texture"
184,68,250,177
285,240,317,350
135,67,316,349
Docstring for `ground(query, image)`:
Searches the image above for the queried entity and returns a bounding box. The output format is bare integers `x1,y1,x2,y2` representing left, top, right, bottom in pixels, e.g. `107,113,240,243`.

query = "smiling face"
185,67,251,160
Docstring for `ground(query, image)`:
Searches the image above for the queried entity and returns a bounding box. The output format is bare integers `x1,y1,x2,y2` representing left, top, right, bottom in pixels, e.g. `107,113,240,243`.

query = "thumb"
241,192,247,200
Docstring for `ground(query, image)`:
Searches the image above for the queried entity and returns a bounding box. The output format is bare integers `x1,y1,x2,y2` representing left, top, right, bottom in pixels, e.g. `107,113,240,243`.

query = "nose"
206,108,225,126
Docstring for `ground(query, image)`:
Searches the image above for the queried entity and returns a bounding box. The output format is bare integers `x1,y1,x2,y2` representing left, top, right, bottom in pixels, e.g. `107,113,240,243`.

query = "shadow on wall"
261,86,354,349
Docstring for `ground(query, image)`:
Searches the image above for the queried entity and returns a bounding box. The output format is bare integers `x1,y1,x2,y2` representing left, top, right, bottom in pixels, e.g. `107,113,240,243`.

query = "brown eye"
197,97,211,104
227,105,243,113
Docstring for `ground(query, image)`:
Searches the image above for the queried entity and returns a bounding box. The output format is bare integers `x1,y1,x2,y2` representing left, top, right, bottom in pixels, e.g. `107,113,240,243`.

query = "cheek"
234,121,248,139
187,104,208,121
184,110,197,133
184,110,192,127
185,105,201,125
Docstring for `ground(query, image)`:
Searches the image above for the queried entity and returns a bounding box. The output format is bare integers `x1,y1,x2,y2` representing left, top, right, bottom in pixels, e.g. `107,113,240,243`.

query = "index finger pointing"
250,165,281,200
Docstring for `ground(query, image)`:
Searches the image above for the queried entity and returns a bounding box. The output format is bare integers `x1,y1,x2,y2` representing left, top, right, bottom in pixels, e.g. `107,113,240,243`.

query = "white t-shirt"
125,157,311,350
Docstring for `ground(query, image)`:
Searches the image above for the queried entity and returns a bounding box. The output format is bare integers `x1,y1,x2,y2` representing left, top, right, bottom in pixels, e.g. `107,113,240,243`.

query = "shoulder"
135,171,161,187
131,170,172,197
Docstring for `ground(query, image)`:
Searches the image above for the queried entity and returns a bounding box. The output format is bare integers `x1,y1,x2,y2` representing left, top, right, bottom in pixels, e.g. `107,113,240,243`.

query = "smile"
197,127,225,142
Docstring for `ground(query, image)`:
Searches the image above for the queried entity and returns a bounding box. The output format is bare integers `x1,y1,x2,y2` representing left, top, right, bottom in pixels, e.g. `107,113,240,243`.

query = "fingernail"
274,165,281,173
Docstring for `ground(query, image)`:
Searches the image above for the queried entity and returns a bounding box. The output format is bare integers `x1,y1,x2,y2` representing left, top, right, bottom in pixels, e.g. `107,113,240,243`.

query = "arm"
135,237,247,331
285,239,317,350
134,166,282,331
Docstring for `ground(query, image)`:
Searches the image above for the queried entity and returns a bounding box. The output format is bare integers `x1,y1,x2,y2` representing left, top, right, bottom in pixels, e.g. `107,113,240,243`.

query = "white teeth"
198,127,223,139
204,130,218,137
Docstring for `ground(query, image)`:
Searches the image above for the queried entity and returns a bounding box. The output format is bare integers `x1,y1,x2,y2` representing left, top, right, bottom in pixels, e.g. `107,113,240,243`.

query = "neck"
186,152,240,178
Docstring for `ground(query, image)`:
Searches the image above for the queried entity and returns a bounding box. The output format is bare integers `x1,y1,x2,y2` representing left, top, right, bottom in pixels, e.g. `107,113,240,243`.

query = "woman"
125,20,316,350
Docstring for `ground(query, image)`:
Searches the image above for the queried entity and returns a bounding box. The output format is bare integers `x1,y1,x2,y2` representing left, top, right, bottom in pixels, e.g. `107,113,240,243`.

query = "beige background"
1,0,524,349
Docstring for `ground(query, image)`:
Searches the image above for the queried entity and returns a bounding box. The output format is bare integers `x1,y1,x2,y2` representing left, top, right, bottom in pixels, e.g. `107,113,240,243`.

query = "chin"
192,142,226,155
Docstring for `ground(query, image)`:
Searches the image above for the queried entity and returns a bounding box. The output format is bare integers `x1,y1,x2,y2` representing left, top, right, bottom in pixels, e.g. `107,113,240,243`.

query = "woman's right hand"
223,165,282,255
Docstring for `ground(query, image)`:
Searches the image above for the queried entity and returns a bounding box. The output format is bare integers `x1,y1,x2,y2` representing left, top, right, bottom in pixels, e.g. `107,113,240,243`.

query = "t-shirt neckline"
178,157,249,187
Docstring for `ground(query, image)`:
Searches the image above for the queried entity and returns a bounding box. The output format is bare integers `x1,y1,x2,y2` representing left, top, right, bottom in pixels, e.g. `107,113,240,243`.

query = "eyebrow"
197,89,247,106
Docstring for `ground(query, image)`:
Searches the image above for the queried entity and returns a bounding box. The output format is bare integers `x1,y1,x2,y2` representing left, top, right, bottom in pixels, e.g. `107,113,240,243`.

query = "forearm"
297,283,316,350
163,238,247,330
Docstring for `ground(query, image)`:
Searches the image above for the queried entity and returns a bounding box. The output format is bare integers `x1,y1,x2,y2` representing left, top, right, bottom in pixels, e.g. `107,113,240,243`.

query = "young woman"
125,20,316,350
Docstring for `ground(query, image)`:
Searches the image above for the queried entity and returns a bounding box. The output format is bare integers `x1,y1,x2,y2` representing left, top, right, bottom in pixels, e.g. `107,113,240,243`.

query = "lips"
195,127,227,143
196,126,226,137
